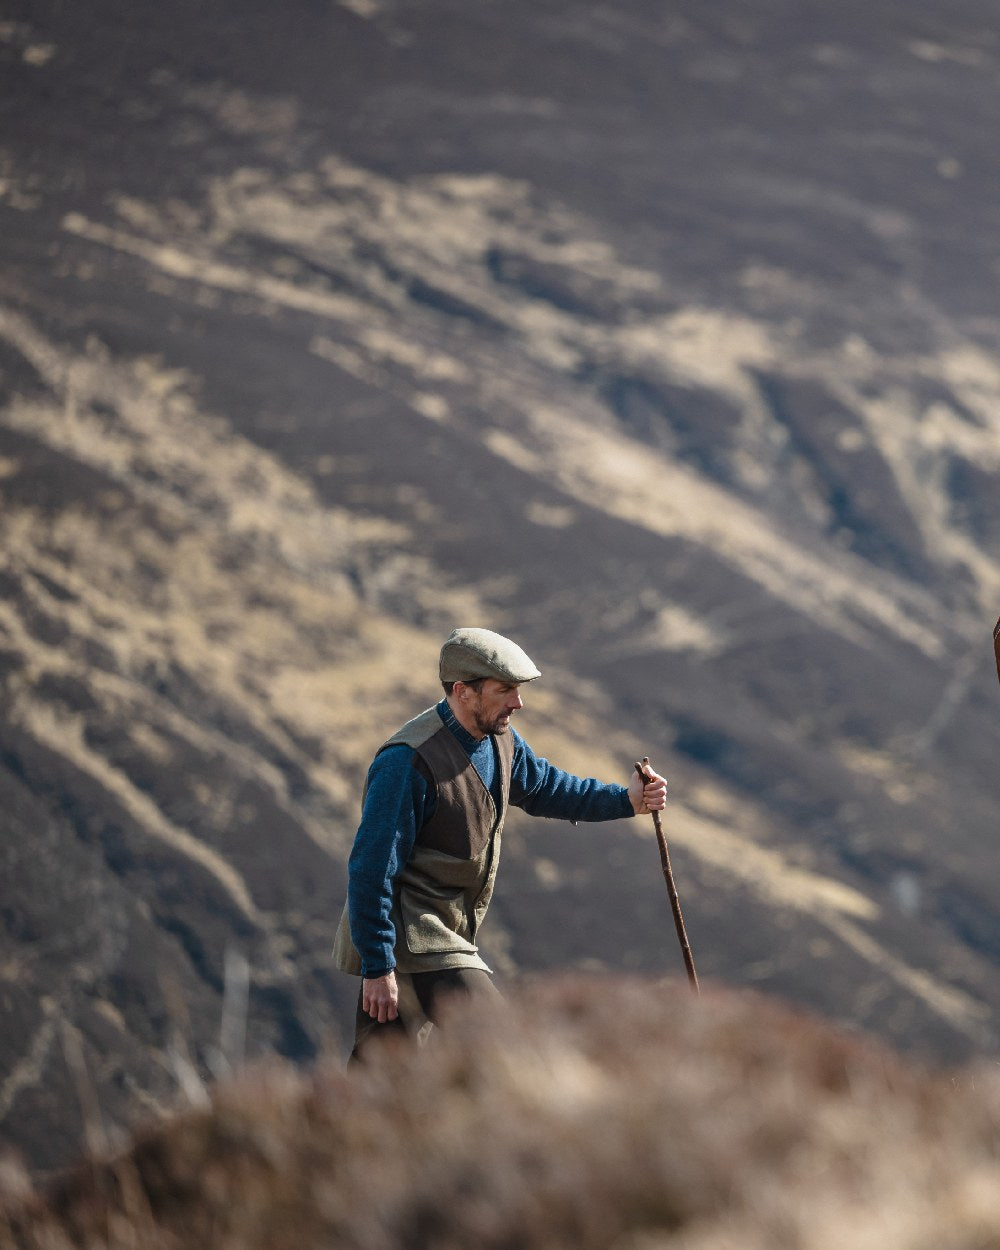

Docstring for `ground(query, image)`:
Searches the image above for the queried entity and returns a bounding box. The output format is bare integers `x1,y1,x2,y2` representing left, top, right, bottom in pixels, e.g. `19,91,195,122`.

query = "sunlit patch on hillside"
54,146,1000,639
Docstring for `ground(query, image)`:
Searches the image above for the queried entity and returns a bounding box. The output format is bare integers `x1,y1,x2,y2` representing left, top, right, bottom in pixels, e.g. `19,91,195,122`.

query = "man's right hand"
362,971,399,1023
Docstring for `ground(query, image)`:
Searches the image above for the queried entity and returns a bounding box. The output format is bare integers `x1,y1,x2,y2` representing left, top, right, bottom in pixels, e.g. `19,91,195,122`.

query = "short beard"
473,709,511,737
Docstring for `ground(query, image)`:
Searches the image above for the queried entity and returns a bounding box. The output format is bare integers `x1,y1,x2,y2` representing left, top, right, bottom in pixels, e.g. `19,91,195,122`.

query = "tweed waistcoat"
333,706,515,975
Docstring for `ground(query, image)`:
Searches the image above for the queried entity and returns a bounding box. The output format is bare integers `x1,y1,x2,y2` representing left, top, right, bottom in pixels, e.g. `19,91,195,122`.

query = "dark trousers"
349,967,501,1063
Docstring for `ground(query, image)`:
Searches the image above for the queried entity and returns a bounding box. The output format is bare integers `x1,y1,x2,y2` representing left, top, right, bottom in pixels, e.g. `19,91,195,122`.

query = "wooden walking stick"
635,756,699,993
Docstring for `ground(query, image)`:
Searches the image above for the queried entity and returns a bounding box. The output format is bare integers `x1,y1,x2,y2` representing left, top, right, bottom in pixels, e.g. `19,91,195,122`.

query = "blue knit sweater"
347,699,634,976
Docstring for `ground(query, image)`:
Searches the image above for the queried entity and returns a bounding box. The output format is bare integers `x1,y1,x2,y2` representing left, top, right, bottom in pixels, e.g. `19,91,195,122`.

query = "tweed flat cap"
439,627,541,684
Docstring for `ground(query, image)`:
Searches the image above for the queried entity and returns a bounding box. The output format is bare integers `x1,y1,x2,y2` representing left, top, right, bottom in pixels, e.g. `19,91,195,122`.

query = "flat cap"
439,627,541,685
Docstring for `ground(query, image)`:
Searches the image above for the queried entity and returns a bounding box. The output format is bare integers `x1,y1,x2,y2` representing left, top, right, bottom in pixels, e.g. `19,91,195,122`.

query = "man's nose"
508,691,523,710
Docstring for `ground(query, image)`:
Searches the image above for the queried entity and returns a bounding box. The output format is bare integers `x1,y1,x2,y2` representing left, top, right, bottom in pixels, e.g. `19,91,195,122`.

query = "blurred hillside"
1,0,999,1173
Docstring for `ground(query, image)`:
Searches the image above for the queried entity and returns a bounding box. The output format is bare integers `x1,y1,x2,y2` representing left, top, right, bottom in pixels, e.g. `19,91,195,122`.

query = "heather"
3,978,999,1250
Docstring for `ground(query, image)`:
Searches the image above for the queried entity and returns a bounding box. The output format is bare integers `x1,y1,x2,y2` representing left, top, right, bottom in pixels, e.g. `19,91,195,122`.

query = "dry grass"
3,976,999,1250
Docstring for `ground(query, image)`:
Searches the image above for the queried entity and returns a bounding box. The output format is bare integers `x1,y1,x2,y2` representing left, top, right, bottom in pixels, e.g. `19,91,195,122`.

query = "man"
333,626,668,1058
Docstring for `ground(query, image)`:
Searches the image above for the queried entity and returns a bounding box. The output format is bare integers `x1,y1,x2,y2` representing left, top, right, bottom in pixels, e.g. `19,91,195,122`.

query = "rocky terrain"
0,0,999,1174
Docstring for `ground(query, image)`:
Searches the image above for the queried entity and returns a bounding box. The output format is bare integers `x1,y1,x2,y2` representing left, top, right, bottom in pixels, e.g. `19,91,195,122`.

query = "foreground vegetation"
2,976,998,1249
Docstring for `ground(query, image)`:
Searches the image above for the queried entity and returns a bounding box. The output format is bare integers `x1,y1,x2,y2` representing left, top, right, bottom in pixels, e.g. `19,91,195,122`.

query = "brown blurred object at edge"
994,617,1000,686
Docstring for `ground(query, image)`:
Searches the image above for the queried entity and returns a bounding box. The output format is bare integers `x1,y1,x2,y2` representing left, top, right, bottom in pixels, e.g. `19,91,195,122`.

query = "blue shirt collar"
436,697,485,755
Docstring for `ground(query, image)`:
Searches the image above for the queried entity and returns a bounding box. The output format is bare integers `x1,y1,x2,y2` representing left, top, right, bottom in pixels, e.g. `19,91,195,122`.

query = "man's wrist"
363,966,395,980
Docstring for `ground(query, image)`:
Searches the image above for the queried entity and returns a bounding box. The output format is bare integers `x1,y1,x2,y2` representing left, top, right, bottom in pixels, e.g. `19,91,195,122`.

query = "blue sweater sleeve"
347,744,432,977
509,730,634,822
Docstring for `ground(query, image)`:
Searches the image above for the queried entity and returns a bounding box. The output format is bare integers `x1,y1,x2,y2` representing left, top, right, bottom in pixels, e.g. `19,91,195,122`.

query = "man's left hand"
628,766,668,815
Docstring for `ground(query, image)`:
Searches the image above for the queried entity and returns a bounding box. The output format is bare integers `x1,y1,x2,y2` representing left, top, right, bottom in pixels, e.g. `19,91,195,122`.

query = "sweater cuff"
361,963,395,979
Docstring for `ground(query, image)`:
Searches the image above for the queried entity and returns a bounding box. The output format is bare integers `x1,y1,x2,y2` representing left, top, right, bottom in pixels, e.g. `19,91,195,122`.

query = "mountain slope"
0,0,999,1172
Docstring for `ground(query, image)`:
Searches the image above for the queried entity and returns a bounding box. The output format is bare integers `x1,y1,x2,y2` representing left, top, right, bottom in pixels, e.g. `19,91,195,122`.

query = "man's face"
464,678,524,737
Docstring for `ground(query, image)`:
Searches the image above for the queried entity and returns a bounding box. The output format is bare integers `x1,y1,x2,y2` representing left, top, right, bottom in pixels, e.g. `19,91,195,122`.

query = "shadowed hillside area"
4,979,1000,1250
1,0,999,1180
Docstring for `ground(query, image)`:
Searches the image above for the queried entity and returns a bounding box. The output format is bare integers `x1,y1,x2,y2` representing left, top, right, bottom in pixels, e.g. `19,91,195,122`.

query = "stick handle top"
634,757,663,833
